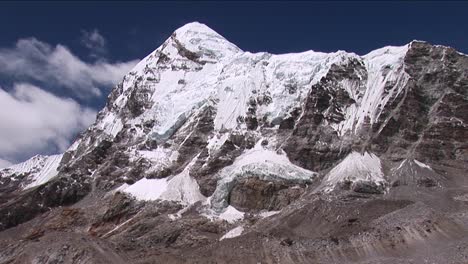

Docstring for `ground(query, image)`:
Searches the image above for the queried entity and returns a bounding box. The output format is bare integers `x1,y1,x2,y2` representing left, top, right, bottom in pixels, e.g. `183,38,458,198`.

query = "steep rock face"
282,56,368,171
405,42,468,163
0,174,91,231
389,159,445,187
369,41,468,165
229,177,306,211
0,23,467,263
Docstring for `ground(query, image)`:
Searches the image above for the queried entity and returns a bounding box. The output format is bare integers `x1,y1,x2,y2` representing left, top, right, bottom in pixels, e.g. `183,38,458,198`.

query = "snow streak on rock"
220,225,244,240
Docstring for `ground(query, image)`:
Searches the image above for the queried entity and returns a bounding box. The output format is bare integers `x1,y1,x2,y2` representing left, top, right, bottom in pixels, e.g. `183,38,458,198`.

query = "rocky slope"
0,22,467,263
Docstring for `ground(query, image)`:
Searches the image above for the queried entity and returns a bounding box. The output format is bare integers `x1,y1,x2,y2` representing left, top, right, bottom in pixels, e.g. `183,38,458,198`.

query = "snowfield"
322,151,386,192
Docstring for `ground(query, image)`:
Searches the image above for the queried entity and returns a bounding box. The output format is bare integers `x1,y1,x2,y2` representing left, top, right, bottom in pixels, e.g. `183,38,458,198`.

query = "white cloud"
0,158,12,169
0,35,139,164
81,29,107,58
0,38,138,98
0,83,97,163
81,29,107,56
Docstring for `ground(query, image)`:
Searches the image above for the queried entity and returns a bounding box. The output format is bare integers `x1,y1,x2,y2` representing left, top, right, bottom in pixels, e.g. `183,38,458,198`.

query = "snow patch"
119,160,205,205
220,226,244,240
414,159,433,170
259,210,281,218
322,151,385,192
120,177,168,201
161,169,206,205
219,206,245,223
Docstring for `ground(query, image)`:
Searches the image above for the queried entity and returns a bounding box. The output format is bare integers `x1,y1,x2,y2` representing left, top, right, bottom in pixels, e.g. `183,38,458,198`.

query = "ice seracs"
210,141,317,210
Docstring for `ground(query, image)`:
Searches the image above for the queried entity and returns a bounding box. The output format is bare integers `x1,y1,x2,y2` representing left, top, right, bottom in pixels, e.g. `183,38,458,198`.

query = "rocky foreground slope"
0,22,467,263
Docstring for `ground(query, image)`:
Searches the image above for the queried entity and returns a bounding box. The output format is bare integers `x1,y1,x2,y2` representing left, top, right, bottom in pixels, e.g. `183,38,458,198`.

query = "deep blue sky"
0,1,467,164
1,1,467,63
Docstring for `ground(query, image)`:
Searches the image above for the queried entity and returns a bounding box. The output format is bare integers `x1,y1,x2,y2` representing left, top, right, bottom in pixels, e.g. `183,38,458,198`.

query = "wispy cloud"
81,28,107,57
0,158,12,169
0,83,97,163
0,37,138,99
0,32,139,164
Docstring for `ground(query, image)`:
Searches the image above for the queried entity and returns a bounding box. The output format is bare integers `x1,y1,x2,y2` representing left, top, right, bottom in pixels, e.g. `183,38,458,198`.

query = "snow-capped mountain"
0,22,467,263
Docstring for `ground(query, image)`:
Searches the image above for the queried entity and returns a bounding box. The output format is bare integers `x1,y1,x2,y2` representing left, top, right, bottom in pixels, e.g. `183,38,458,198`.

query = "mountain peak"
173,22,219,37
126,22,241,79
169,22,242,61
1,22,468,263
